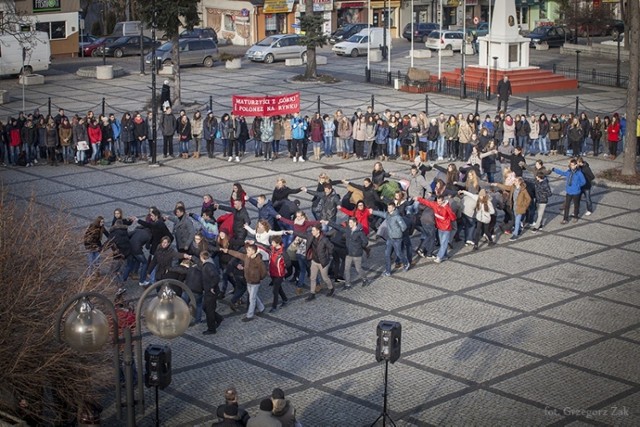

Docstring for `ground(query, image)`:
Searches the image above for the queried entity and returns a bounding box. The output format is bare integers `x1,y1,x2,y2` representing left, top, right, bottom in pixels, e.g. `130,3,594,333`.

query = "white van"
0,32,51,77
112,21,142,37
332,27,392,57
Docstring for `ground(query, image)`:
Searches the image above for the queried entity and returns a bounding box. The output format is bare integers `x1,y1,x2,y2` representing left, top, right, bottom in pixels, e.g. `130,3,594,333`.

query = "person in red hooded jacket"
606,114,621,160
415,194,457,263
266,235,289,313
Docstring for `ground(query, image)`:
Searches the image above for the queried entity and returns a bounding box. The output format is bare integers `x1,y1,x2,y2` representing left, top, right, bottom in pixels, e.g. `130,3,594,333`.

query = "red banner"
232,92,300,117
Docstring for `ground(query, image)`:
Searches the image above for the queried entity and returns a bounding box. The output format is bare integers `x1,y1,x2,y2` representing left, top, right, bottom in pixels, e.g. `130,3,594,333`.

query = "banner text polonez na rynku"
232,93,300,117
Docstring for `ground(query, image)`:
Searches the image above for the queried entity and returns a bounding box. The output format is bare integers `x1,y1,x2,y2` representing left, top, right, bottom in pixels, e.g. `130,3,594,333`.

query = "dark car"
179,27,218,44
329,23,368,44
82,36,119,57
402,22,439,42
526,26,571,48
98,36,160,58
608,19,624,41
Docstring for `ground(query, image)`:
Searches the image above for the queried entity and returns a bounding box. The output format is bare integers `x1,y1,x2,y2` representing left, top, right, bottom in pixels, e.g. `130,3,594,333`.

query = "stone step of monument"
442,67,578,95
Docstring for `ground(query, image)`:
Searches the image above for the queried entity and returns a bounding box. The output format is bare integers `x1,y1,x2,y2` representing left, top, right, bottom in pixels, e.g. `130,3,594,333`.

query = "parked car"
526,25,570,48
608,19,624,41
332,28,392,57
78,34,97,55
180,27,218,45
98,36,159,57
245,34,307,64
471,22,489,37
329,23,368,44
425,30,464,51
82,36,119,57
402,22,439,42
145,38,218,67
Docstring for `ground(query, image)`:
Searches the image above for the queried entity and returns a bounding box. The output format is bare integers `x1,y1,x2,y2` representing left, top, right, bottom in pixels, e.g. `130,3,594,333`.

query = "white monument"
477,0,531,69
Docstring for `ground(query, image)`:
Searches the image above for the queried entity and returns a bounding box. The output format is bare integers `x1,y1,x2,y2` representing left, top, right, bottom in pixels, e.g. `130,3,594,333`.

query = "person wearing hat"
216,387,250,425
247,399,281,427
271,388,297,427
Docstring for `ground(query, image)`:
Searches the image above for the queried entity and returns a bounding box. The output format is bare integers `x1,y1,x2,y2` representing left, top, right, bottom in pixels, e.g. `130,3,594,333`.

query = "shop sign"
34,0,61,13
264,0,295,14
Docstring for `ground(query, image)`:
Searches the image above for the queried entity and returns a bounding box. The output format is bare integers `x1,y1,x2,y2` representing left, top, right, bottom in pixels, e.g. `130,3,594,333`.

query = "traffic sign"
473,16,479,25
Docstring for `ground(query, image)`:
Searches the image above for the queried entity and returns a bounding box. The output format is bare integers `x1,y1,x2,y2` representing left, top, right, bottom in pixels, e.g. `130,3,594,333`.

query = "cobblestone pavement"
0,49,639,426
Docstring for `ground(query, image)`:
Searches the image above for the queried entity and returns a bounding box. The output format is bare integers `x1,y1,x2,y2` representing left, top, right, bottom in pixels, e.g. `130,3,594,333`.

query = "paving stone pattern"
0,55,639,426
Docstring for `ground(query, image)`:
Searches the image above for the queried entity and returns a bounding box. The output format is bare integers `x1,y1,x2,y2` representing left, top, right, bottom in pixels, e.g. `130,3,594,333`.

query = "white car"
332,28,391,57
425,30,464,51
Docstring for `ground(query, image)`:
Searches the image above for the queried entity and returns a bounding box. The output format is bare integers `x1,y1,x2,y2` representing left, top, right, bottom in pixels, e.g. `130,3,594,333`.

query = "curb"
594,178,640,190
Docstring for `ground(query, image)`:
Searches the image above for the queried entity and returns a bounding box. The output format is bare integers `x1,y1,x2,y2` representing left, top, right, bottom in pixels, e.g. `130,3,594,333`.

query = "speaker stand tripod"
370,360,396,427
154,386,160,427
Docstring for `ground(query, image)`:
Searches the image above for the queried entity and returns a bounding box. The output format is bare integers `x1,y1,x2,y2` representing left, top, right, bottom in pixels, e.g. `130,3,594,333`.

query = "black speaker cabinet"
375,321,401,363
144,344,172,389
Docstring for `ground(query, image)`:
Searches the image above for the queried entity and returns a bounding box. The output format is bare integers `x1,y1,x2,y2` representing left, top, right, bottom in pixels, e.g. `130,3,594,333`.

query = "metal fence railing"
365,67,488,101
532,63,628,89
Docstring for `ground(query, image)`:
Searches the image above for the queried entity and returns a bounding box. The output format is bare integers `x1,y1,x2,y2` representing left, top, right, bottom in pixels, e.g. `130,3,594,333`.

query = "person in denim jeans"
323,114,335,158
415,195,457,263
87,118,102,164
372,203,409,276
492,177,532,240
223,244,267,322
538,113,550,155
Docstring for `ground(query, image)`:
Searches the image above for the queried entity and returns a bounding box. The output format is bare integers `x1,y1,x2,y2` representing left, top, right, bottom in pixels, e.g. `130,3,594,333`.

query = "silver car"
245,34,307,64
425,30,464,51
146,38,219,68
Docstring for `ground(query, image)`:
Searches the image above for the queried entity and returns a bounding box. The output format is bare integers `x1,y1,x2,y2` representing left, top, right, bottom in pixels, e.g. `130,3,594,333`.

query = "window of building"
35,21,66,40
223,14,236,32
539,1,547,20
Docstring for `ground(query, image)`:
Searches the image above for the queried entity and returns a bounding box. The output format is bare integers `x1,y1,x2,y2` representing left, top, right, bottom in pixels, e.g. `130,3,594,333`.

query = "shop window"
35,21,66,40
539,1,547,20
265,14,286,35
223,14,236,32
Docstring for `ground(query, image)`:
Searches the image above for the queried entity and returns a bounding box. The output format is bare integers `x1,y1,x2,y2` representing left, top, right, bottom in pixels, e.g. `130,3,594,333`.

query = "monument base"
442,65,578,95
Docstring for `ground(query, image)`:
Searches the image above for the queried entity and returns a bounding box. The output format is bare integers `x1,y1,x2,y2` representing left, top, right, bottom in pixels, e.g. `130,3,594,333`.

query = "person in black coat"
497,75,512,113
217,200,251,249
577,156,595,215
160,80,171,110
107,220,132,285
201,251,223,335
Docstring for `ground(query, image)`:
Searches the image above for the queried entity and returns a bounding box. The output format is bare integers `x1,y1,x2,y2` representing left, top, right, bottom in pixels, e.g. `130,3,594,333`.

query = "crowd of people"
2,102,638,167
84,136,597,338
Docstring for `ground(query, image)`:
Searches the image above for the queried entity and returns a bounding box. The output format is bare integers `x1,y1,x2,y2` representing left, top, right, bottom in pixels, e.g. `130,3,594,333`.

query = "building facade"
8,0,82,57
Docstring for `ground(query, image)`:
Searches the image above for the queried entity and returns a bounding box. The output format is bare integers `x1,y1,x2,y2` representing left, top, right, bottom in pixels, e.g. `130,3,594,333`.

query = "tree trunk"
171,34,182,106
621,0,638,176
304,0,317,79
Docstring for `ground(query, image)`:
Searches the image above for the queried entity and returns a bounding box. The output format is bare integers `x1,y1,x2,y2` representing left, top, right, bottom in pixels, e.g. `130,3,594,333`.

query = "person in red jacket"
266,235,289,313
606,114,621,160
415,194,457,263
87,118,102,165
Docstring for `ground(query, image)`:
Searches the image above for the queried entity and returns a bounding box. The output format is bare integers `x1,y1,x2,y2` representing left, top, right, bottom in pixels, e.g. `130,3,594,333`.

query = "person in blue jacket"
552,158,586,224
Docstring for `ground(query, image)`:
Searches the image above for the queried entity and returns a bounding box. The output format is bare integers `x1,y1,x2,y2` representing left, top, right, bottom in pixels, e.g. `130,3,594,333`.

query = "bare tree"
0,192,113,423
621,0,638,176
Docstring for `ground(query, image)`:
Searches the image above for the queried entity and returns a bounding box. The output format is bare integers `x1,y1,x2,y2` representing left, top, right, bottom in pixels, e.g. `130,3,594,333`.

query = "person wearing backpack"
267,235,290,313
